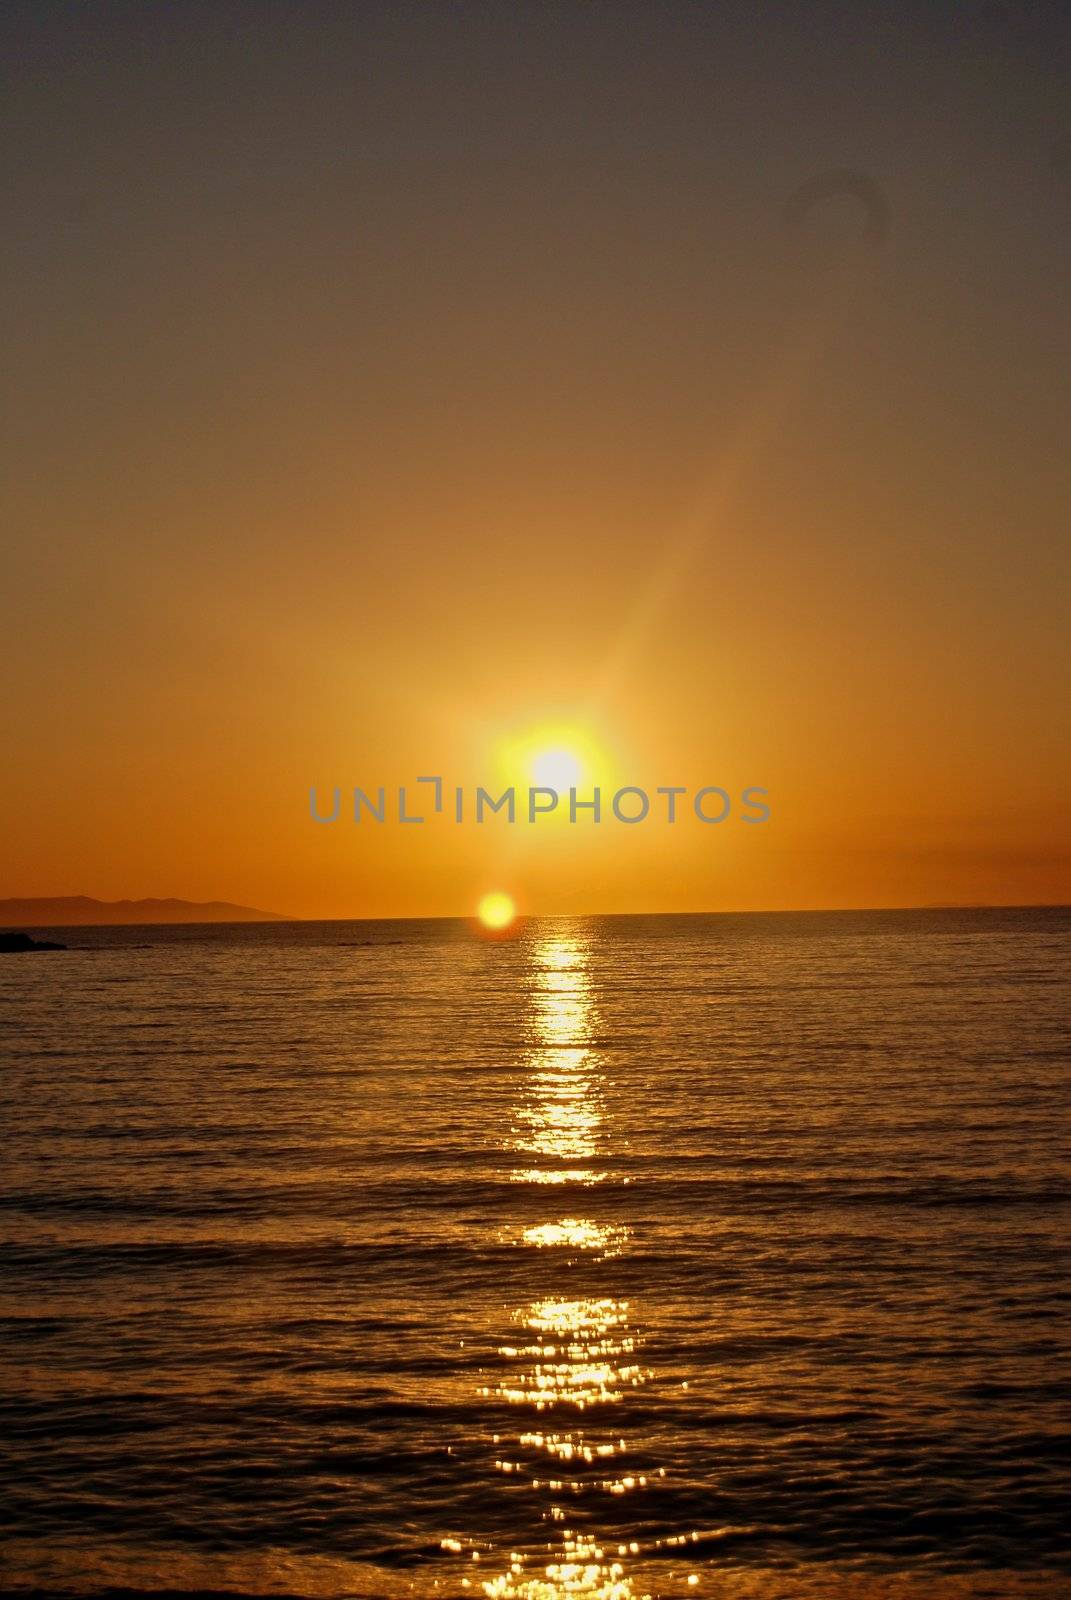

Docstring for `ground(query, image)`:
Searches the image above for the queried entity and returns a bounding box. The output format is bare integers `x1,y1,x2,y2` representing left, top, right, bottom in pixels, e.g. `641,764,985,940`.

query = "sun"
531,746,583,791
491,721,618,818
477,891,516,930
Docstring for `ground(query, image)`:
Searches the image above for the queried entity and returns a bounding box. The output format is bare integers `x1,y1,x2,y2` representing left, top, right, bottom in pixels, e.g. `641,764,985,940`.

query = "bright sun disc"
477,891,516,930
531,746,582,790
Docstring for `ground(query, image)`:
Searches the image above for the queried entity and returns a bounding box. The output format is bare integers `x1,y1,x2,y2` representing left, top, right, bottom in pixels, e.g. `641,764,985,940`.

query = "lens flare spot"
478,891,517,930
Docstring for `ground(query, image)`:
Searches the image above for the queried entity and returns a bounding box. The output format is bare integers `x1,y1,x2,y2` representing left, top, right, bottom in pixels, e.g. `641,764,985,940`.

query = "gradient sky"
2,0,1068,918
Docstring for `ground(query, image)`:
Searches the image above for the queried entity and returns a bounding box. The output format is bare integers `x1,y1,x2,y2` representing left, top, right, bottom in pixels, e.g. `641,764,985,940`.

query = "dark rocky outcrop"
0,931,67,952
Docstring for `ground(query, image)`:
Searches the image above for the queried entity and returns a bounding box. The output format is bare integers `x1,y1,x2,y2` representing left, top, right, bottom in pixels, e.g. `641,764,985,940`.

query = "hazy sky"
2,0,1068,917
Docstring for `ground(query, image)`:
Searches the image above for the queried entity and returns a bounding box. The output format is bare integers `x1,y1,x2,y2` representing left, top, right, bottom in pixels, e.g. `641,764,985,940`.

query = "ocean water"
1,908,1068,1600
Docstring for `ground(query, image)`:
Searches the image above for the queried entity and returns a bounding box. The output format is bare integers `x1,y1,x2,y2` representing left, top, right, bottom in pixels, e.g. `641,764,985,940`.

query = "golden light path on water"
448,932,700,1600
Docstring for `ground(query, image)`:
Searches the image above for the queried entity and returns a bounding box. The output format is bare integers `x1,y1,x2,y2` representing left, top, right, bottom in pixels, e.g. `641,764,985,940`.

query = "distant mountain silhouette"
0,896,291,926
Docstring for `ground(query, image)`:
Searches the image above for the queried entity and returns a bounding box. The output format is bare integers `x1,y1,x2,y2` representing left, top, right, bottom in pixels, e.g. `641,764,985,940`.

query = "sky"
2,0,1068,918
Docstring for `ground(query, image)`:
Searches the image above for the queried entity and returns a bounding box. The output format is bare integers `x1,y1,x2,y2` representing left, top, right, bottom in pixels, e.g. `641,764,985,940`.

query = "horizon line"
5,900,1070,929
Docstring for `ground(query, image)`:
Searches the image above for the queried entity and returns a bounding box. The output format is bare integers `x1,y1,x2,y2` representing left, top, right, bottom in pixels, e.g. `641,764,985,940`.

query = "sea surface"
1,908,1069,1599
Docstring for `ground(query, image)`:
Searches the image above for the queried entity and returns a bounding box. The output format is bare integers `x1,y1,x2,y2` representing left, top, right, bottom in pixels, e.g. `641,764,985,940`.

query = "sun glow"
493,723,618,815
478,891,517,930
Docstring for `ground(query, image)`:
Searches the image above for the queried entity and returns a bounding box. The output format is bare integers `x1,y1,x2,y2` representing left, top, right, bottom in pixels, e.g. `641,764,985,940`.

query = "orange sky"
2,3,1068,918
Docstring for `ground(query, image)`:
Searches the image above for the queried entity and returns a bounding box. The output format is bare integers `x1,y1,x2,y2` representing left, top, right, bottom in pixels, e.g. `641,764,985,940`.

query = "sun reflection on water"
463,933,665,1599
511,937,607,1179
437,932,700,1596
520,1219,627,1254
480,1529,643,1600
482,1295,650,1415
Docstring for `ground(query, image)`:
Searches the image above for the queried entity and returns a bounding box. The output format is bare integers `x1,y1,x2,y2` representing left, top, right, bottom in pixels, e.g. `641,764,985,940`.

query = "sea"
1,907,1068,1599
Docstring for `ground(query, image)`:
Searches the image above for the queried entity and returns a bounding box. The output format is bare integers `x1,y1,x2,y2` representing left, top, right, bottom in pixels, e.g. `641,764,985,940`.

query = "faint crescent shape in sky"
783,168,890,248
